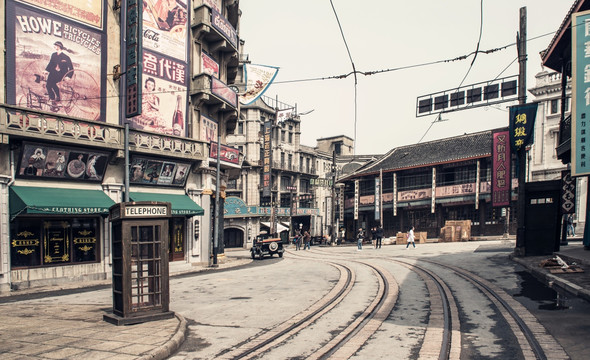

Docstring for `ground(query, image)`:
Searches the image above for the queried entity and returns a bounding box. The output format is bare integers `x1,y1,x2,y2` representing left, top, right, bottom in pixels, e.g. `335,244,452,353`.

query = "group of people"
293,230,311,250
356,225,416,250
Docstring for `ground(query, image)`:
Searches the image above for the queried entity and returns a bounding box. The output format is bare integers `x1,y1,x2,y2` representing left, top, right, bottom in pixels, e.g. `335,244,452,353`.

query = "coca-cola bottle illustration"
173,95,184,136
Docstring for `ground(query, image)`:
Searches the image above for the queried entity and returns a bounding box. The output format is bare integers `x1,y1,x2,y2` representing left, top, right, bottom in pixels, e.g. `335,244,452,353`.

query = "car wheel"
258,252,264,260
251,251,255,260
278,252,283,258
269,242,279,252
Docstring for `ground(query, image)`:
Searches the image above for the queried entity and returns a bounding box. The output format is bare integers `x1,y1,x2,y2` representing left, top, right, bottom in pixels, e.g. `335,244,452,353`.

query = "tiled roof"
352,129,502,177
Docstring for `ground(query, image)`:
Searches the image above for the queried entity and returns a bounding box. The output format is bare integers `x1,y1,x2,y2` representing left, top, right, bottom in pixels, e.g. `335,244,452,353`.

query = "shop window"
10,217,99,269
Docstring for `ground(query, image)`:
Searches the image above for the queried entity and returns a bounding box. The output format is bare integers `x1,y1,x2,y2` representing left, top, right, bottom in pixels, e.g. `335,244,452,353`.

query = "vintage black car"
251,233,284,259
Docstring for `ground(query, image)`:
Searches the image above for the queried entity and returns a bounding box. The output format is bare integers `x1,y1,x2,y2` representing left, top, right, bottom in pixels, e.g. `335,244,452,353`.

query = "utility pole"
515,7,527,256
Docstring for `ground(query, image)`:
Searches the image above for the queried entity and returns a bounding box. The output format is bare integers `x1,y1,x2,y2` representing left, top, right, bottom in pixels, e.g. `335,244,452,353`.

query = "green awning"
10,186,115,220
129,192,204,216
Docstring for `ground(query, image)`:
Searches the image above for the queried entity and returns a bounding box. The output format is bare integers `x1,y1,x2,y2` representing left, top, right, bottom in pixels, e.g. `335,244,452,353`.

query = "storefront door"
170,218,185,261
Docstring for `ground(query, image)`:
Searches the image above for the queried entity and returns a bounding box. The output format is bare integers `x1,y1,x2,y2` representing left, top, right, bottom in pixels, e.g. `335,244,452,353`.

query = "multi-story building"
338,129,517,240
0,0,242,292
528,70,586,234
225,92,329,247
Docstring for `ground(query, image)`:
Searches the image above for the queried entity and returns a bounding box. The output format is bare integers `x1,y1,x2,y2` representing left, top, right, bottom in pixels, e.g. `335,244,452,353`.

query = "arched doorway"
224,228,244,248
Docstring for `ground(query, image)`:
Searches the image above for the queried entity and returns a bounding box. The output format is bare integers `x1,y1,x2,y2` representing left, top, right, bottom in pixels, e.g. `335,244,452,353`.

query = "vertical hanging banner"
339,186,344,222
262,120,272,197
493,130,511,207
572,10,590,176
393,173,397,217
354,180,359,221
239,64,279,105
431,168,436,214
475,160,481,210
509,103,538,153
374,177,381,221
561,170,576,214
126,0,143,118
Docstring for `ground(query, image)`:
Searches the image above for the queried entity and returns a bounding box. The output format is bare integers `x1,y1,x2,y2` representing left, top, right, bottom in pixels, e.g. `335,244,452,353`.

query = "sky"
238,0,574,155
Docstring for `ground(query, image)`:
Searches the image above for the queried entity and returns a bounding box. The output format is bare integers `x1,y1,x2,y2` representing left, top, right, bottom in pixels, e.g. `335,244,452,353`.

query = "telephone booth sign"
104,201,174,325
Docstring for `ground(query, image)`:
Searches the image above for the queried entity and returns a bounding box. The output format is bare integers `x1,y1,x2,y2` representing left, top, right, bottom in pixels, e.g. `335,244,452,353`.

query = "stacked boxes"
440,220,471,242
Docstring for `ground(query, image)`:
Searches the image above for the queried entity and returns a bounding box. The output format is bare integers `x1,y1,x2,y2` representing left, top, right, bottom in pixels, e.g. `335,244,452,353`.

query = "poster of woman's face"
17,143,108,181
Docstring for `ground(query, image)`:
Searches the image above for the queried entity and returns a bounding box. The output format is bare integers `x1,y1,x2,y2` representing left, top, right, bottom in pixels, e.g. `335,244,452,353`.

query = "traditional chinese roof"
541,0,590,74
346,128,505,179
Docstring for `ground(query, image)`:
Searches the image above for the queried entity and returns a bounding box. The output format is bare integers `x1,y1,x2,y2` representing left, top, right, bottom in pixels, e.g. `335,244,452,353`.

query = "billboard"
572,10,590,176
6,1,106,122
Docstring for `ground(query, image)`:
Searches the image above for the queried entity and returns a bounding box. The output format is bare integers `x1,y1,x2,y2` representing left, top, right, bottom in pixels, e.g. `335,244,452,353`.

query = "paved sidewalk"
0,251,252,360
1,241,590,359
510,239,590,303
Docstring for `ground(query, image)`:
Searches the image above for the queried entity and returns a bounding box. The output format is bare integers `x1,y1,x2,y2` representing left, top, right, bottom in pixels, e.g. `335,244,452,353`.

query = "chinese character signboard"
572,10,590,176
492,130,511,207
262,120,272,197
509,103,538,153
339,186,344,222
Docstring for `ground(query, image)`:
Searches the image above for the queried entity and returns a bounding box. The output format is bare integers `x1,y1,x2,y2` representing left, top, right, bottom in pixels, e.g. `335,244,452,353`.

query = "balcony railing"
0,105,207,161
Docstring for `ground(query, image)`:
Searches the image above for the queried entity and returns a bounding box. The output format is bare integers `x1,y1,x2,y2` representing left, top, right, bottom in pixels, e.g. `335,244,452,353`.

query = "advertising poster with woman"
6,1,105,122
130,50,188,136
142,0,188,62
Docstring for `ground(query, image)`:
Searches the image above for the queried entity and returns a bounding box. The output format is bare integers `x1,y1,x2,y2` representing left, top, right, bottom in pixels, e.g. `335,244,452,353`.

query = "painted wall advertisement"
6,0,106,122
129,50,187,135
128,0,189,136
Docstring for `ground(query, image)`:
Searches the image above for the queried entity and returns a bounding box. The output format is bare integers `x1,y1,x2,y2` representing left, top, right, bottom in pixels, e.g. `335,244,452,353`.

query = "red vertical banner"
492,131,511,207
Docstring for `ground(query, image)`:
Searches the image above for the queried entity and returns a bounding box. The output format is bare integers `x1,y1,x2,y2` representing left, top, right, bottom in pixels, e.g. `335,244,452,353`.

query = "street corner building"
0,0,241,292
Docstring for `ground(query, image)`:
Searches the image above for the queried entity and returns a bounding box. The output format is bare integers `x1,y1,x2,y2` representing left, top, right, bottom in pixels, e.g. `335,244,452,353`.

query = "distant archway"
224,228,244,248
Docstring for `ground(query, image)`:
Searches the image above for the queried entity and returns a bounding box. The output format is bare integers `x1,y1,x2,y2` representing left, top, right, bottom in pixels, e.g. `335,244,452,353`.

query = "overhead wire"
418,0,485,144
329,0,358,156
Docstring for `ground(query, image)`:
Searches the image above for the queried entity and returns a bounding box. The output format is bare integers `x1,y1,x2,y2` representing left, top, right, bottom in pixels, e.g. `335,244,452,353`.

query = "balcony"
192,5,238,54
556,115,571,164
191,74,238,116
0,105,207,161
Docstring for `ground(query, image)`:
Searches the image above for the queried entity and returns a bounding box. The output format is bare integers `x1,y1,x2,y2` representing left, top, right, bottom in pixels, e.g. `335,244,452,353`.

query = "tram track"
308,247,569,359
216,260,355,359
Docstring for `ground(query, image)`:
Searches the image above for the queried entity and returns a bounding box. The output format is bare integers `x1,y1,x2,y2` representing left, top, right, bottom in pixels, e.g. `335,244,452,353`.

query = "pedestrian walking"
567,214,576,237
357,228,364,250
303,230,311,250
371,227,377,248
376,225,383,249
295,230,302,251
406,226,416,248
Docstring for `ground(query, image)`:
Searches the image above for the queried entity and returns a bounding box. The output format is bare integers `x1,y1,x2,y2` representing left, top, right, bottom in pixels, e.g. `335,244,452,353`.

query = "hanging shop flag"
509,103,538,152
262,119,272,197
354,180,359,221
374,177,381,221
492,130,511,207
393,173,398,217
560,170,576,214
339,186,344,222
572,10,590,176
431,168,436,214
239,64,279,105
